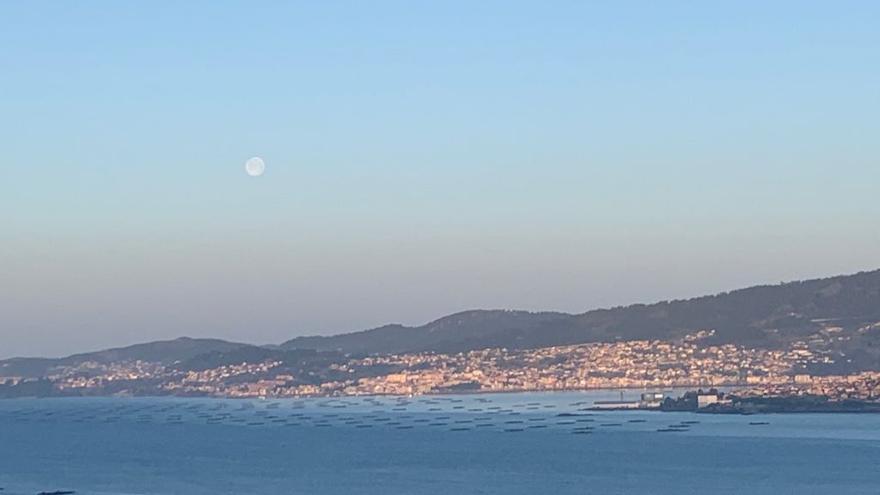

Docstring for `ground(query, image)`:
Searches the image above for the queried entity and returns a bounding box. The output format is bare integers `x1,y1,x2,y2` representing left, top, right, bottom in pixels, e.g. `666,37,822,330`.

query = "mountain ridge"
3,269,880,378
280,269,880,354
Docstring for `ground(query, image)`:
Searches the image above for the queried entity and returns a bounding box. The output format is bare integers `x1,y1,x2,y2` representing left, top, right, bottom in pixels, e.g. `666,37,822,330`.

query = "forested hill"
281,269,880,354
4,269,880,378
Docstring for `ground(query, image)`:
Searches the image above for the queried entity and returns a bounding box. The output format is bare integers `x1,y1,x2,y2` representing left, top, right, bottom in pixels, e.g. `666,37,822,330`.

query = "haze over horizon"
2,1,879,359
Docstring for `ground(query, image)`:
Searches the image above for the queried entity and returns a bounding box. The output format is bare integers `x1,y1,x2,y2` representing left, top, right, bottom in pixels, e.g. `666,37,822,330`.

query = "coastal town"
3,331,878,404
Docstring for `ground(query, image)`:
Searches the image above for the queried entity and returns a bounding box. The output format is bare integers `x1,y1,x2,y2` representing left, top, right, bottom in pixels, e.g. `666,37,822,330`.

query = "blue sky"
1,1,879,358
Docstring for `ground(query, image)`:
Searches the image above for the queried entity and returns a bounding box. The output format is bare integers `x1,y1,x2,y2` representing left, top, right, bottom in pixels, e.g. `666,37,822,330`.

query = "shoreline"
0,384,733,401
5,388,880,415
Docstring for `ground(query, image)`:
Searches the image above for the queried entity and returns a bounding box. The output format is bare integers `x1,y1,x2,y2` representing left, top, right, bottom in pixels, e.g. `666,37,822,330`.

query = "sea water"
1,390,879,494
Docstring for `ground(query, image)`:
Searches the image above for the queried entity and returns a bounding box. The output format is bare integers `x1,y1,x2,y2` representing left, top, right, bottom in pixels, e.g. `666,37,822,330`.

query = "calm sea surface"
1,390,879,494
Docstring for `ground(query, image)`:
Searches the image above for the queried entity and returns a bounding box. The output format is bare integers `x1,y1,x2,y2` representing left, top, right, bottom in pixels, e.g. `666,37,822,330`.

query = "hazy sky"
2,1,879,358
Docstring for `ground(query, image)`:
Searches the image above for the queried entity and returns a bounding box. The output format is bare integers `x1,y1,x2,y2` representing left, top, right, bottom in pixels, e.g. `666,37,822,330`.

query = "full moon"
245,156,265,177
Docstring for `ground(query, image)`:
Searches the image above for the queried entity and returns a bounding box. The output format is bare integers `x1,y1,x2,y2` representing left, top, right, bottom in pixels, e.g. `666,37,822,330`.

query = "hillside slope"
4,269,879,376
0,337,251,378
282,270,880,354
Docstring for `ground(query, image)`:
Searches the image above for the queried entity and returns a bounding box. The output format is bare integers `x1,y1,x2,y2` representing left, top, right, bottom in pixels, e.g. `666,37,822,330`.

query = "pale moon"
245,156,265,177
